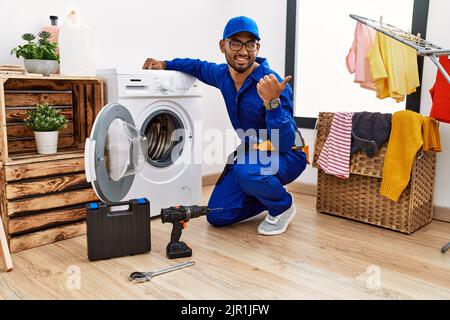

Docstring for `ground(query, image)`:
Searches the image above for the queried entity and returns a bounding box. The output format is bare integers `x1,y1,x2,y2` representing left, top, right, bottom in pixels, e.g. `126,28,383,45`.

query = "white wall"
0,0,287,176
294,0,413,118
298,0,450,209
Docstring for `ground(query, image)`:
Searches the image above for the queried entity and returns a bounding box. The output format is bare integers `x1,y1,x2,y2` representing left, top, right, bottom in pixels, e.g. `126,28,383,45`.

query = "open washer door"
85,103,148,203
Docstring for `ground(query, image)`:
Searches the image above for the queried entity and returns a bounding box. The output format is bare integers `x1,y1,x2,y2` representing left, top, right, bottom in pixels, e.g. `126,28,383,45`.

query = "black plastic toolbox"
86,198,151,261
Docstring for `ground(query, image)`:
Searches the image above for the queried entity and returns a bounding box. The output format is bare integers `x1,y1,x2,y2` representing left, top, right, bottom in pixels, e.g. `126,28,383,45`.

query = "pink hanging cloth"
346,22,377,90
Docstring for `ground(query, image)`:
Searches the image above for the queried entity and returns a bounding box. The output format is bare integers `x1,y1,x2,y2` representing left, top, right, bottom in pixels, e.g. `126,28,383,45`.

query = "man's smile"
235,56,249,64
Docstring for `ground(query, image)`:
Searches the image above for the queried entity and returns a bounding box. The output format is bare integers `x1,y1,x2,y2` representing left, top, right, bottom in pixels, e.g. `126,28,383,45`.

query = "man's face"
220,32,260,73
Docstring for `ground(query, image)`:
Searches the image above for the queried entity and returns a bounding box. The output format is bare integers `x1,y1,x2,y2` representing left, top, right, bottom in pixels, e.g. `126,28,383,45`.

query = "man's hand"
256,74,292,103
142,58,166,70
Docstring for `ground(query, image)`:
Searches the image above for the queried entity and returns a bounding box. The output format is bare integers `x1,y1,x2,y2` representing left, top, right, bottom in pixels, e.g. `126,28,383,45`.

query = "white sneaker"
257,202,297,236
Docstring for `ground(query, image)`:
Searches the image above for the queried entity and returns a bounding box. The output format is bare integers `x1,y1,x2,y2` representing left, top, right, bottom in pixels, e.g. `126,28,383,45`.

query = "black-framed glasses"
225,39,259,52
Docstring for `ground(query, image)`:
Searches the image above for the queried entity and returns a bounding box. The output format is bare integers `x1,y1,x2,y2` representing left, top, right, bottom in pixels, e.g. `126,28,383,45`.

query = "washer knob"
160,80,171,92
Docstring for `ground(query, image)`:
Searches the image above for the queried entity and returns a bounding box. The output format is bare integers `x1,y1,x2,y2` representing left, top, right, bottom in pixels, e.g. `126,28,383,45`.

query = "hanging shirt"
368,32,420,103
429,56,450,124
317,112,354,179
346,22,376,90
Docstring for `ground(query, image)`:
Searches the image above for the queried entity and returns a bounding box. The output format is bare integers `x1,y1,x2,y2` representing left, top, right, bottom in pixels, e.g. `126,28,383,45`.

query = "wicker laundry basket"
313,112,436,234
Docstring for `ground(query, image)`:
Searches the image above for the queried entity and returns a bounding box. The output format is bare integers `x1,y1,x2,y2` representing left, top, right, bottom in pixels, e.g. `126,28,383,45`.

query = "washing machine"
85,68,203,217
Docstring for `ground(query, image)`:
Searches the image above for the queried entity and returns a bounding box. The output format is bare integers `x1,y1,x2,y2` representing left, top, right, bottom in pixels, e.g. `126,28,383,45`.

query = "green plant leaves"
22,33,36,42
25,103,68,132
38,31,52,41
11,32,59,61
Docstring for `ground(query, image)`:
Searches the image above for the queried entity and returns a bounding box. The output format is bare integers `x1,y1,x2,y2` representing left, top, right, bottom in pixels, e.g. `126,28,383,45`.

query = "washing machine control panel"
116,71,202,98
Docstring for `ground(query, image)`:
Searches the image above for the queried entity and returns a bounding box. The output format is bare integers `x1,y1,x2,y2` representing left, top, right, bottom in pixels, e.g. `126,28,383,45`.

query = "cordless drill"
161,205,211,259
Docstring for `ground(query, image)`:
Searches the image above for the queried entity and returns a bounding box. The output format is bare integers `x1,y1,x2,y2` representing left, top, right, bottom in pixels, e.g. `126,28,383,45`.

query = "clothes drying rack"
350,14,450,85
351,14,450,254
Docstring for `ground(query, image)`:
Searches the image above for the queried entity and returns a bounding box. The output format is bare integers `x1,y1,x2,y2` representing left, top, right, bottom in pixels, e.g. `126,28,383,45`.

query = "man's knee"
206,210,234,228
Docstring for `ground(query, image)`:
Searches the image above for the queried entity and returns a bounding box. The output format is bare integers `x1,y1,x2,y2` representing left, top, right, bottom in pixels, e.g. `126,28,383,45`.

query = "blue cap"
223,16,260,40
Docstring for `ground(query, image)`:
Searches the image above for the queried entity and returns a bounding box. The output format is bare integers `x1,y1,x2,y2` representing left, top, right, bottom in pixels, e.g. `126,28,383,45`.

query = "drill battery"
161,205,210,259
86,198,151,261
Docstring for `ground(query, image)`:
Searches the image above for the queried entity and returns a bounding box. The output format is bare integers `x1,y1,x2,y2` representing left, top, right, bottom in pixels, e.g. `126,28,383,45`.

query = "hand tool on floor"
129,261,195,283
0,216,13,272
161,205,215,259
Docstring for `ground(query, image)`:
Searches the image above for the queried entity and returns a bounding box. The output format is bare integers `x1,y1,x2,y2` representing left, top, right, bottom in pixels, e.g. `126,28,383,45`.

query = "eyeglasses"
225,39,259,52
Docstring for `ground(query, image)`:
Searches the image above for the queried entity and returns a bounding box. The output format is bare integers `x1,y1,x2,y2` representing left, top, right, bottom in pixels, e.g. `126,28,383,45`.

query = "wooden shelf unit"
0,75,104,253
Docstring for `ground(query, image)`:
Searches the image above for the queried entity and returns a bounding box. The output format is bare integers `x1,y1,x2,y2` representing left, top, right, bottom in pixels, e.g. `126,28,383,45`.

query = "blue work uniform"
166,57,307,227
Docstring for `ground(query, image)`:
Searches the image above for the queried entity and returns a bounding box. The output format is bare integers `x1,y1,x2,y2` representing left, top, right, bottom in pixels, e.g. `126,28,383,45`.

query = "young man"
143,16,307,235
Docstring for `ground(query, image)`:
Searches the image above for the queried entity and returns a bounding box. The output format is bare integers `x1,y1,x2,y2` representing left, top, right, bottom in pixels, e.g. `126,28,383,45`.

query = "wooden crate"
0,75,104,252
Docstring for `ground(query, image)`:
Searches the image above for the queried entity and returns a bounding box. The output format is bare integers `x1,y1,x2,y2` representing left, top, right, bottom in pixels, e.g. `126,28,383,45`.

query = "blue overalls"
166,57,307,227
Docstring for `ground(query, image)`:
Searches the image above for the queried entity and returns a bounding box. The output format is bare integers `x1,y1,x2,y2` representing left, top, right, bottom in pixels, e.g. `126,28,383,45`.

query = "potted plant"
10,31,59,76
24,103,68,155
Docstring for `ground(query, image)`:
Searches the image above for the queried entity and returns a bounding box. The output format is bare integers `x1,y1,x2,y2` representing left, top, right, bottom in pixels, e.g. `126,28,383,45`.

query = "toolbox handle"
105,200,135,217
88,199,147,217
107,200,134,207
106,198,147,207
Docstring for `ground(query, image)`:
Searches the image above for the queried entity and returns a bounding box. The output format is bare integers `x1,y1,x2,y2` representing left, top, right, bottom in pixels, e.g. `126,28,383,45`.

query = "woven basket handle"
313,115,319,151
417,148,424,160
312,115,320,167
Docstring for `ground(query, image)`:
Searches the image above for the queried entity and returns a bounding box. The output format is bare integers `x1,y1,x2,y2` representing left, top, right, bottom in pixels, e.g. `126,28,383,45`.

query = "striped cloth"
317,112,354,179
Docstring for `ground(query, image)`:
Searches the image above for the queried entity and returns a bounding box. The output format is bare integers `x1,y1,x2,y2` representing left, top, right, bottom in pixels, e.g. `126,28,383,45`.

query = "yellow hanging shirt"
368,32,420,103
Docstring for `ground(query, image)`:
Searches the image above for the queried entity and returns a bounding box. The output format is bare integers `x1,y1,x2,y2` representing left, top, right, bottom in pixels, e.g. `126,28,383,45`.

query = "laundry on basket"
317,112,354,179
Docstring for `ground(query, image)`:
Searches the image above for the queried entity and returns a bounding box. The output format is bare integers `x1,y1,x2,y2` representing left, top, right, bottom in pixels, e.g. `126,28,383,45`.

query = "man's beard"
225,53,256,73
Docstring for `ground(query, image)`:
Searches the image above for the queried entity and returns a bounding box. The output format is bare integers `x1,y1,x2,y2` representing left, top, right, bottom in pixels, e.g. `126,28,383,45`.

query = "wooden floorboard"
1,186,450,299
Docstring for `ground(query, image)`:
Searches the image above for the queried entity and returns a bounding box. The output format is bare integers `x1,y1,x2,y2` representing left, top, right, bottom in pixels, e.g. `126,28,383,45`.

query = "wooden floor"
1,185,450,300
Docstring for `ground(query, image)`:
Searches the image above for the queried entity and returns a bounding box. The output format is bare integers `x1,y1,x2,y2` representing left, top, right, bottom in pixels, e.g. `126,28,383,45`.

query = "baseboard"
287,181,317,196
202,173,221,186
433,206,450,223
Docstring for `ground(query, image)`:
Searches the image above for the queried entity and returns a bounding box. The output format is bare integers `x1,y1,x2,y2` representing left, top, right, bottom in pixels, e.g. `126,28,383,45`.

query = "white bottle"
58,10,96,76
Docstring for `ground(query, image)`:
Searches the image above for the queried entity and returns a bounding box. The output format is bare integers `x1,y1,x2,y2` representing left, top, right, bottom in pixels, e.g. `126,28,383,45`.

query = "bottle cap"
50,15,58,26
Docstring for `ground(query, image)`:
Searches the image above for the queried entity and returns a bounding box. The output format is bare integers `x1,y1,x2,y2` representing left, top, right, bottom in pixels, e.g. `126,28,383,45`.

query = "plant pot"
34,131,59,155
24,59,59,76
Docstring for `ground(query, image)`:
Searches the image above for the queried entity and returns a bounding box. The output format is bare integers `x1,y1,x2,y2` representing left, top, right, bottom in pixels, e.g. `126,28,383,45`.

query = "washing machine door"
85,103,148,203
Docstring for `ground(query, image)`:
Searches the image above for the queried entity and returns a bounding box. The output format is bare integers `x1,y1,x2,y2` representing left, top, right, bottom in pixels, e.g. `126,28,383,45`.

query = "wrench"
129,261,195,283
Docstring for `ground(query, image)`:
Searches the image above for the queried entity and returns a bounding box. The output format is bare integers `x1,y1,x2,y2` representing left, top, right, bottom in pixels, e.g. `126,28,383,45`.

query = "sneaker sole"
258,205,297,236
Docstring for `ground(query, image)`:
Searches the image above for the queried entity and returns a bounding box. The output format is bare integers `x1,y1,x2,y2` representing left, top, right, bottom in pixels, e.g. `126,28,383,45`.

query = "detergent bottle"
41,16,60,44
42,15,60,73
58,9,96,76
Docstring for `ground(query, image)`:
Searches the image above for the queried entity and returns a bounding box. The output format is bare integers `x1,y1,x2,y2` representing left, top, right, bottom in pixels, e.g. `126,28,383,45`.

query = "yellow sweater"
380,110,423,201
422,117,441,152
368,32,420,103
